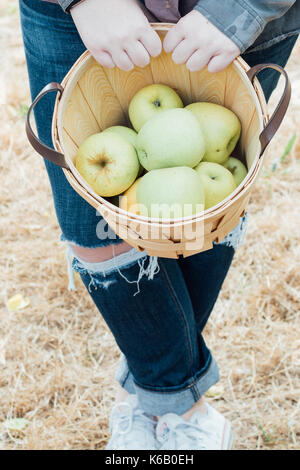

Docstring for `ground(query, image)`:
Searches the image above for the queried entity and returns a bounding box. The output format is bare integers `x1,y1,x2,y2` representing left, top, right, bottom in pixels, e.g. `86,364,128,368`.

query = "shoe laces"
158,416,210,450
109,401,156,445
109,402,134,435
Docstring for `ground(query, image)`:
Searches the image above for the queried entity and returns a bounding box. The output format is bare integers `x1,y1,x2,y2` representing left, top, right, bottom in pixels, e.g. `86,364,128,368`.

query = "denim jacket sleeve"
194,0,297,52
56,0,80,12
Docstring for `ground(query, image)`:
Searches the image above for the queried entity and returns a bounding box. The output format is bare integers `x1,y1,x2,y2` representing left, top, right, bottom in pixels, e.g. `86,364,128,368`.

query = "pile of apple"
75,84,248,219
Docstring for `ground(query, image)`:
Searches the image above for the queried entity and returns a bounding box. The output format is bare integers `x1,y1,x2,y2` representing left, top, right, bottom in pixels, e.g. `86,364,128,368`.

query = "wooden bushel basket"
26,24,291,259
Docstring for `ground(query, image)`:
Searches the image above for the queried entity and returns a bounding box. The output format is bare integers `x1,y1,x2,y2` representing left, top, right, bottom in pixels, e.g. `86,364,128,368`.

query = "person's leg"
74,253,219,415
20,0,123,249
20,0,219,419
176,35,299,334
177,244,235,334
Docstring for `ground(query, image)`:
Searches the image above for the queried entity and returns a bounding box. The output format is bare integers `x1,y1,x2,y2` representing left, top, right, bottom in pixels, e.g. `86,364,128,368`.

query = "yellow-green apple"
194,161,237,209
222,156,248,186
120,178,141,215
136,108,206,171
102,125,144,176
137,167,205,219
129,84,183,132
186,102,241,164
76,132,139,197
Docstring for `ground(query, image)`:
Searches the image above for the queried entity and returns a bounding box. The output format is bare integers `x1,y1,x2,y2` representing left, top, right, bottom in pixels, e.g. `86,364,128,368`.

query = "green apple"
75,132,139,197
186,102,241,164
102,125,137,147
129,84,184,132
194,161,237,209
137,167,205,219
137,108,206,171
102,125,144,176
222,156,248,186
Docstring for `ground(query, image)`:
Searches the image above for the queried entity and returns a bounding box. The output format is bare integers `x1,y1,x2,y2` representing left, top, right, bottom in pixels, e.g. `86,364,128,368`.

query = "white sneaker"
156,403,233,450
106,394,157,450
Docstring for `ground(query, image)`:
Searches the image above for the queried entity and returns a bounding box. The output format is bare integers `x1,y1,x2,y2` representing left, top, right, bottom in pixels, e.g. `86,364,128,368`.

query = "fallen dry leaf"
7,294,30,312
5,418,29,432
205,384,225,398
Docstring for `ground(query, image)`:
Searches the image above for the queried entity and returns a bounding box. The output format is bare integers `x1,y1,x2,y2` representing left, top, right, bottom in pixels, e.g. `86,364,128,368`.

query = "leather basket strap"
26,82,69,169
247,63,291,156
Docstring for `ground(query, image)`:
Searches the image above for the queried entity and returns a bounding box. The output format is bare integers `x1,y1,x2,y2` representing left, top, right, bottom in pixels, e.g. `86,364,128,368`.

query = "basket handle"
246,63,291,156
26,82,70,169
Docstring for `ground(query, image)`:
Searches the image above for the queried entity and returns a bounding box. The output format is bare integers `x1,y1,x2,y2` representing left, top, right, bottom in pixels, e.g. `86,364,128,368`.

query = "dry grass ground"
0,1,299,450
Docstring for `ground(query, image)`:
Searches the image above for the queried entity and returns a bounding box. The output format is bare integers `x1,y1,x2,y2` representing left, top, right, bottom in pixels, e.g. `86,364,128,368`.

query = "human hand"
163,10,240,73
71,0,162,71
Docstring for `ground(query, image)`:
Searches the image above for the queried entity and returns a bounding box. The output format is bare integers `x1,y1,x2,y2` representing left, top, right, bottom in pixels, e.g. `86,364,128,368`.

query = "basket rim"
52,24,268,226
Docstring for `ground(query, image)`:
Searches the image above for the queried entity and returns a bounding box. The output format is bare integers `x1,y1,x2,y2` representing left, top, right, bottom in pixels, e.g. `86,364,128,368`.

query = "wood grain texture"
78,60,128,131
224,65,257,163
150,51,193,105
189,66,227,105
61,129,78,165
63,83,100,147
244,112,261,170
103,65,154,121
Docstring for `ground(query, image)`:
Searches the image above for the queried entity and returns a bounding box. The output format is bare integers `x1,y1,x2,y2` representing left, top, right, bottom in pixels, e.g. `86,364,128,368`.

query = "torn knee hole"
67,243,160,295
70,241,132,263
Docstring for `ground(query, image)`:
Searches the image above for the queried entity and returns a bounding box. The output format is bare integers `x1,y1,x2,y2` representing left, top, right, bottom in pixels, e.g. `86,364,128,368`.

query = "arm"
163,0,296,73
63,0,162,71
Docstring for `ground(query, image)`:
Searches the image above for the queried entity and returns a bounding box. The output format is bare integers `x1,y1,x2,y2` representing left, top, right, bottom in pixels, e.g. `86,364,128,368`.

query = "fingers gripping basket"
26,24,291,259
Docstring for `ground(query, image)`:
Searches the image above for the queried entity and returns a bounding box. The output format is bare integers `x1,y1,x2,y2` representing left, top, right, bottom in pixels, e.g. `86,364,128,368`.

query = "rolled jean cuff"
115,354,219,416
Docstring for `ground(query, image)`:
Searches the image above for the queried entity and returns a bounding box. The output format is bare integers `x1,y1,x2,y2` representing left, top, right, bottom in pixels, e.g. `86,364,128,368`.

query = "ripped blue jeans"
20,0,297,415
